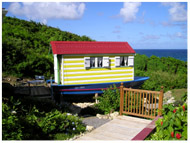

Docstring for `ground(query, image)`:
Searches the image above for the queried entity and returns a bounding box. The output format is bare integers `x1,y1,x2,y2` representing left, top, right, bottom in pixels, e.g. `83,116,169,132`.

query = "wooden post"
120,82,124,115
158,86,164,116
95,93,98,104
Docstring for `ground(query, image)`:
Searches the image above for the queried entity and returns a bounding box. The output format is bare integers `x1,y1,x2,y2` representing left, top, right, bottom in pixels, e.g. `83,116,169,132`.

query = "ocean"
134,49,187,62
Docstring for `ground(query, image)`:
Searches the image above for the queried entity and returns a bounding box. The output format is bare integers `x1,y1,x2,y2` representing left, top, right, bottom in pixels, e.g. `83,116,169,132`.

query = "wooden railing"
120,83,164,119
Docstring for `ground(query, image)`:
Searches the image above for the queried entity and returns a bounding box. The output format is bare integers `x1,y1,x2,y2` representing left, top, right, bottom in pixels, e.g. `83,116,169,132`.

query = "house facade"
50,41,136,85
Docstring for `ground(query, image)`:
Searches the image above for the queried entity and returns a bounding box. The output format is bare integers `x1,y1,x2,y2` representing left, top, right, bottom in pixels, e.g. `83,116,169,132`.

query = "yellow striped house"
50,41,136,86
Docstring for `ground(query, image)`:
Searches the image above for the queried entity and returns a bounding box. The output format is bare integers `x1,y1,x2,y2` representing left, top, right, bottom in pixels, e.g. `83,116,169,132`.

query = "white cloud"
8,2,85,24
168,32,186,39
162,2,187,22
120,2,141,23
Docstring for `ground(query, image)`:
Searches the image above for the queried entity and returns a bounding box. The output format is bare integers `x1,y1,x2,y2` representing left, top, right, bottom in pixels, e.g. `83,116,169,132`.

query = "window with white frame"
115,56,134,67
84,57,109,68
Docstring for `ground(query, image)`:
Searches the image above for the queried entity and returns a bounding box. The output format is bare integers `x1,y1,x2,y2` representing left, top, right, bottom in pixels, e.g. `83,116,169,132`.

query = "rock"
96,114,103,119
102,115,109,119
96,114,109,119
167,97,175,104
73,102,95,109
86,125,94,132
164,91,172,101
109,112,119,119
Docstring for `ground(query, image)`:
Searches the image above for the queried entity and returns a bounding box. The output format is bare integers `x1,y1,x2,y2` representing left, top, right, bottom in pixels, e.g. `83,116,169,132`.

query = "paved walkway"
76,115,152,140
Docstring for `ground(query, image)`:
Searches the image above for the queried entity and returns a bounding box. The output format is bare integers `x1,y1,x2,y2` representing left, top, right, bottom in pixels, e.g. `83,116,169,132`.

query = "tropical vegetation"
2,16,94,78
134,54,187,92
146,103,187,140
2,96,86,140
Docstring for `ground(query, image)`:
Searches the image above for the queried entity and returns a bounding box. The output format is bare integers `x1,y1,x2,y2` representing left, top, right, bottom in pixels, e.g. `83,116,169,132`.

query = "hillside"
2,17,187,92
2,17,94,78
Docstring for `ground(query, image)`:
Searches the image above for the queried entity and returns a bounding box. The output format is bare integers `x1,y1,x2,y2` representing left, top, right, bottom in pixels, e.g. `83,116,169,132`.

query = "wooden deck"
76,115,152,140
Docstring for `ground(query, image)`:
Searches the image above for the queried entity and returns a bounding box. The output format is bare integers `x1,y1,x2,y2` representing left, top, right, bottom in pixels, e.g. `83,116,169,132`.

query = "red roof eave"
50,41,136,55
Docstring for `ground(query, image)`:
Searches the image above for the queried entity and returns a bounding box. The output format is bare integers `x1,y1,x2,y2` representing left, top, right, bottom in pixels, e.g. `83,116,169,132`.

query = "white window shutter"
84,57,90,68
103,57,109,67
115,56,120,67
128,56,134,67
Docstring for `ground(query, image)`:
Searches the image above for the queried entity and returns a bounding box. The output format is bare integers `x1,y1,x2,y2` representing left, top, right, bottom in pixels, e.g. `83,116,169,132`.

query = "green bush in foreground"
2,97,86,140
38,110,86,139
2,102,23,140
95,85,120,114
147,103,187,140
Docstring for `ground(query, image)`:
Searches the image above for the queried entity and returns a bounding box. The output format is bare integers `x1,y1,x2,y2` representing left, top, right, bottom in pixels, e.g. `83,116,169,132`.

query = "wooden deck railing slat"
154,93,157,116
139,92,141,115
125,90,127,112
148,93,151,116
145,92,148,116
151,93,153,116
128,90,130,112
142,92,144,115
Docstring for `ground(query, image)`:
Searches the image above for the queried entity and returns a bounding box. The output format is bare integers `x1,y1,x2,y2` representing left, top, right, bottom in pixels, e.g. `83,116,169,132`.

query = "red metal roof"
50,41,136,55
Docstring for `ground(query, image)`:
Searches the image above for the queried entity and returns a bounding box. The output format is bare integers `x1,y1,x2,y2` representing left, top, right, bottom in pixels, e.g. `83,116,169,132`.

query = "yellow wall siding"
62,55,134,85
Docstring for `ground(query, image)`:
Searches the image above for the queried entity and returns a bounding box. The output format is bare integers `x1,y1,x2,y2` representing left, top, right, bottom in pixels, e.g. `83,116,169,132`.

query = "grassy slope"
171,88,187,101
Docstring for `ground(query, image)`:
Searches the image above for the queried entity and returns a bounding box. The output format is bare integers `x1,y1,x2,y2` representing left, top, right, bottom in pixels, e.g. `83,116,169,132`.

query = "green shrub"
134,54,187,91
2,101,23,140
181,92,187,102
95,85,120,114
38,110,86,139
147,103,187,140
2,96,86,140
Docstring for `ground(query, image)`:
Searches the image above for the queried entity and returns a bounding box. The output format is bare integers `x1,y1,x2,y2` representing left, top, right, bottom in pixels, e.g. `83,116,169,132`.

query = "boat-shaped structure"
50,41,149,98
51,76,149,95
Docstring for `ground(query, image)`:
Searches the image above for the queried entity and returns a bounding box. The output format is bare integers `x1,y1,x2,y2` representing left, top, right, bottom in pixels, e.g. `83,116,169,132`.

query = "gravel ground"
82,116,111,129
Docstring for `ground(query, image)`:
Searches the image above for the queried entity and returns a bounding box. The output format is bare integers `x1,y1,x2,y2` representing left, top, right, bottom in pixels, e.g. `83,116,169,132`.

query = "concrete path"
76,115,152,140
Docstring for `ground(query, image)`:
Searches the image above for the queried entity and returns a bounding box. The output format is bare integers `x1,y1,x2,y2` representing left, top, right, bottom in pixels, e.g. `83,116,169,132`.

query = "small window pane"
90,57,95,67
98,57,103,67
120,57,125,66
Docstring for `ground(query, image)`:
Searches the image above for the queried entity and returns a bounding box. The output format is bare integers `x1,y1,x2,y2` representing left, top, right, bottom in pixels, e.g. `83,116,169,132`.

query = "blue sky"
2,2,187,49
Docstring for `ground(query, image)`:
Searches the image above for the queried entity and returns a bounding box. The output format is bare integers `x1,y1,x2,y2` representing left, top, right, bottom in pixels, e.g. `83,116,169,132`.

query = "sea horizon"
134,48,188,50
134,49,187,62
